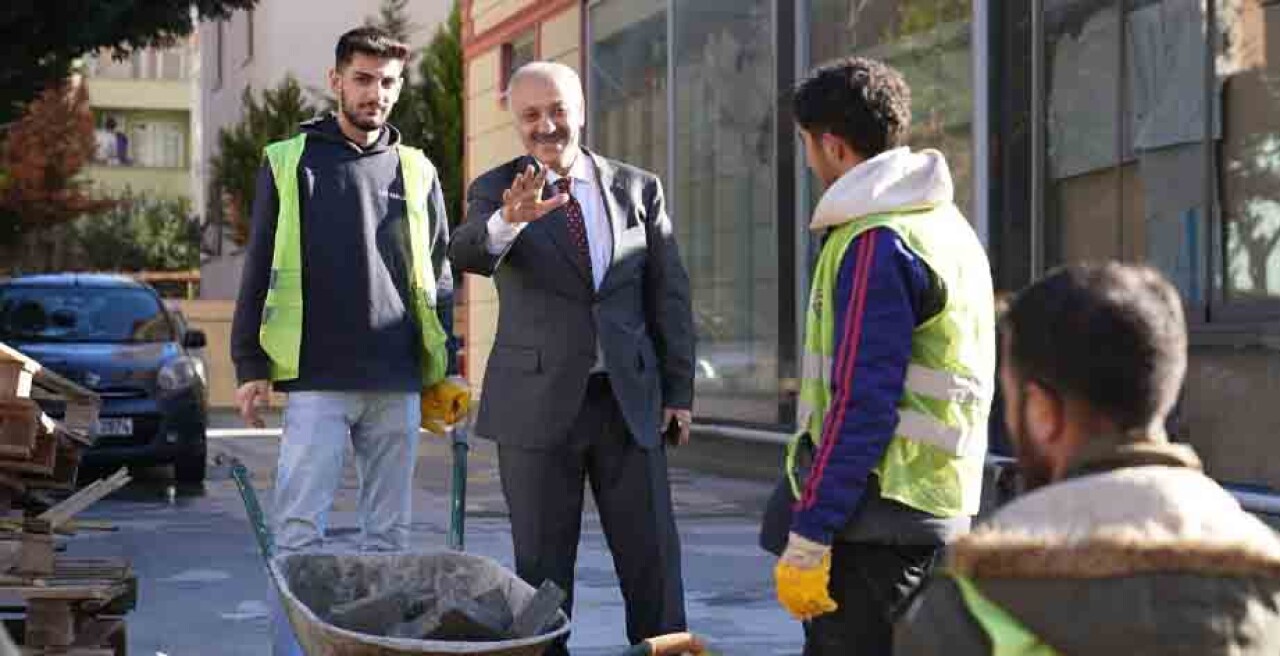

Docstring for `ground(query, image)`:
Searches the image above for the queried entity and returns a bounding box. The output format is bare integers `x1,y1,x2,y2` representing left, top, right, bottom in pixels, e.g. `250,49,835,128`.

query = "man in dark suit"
449,61,694,654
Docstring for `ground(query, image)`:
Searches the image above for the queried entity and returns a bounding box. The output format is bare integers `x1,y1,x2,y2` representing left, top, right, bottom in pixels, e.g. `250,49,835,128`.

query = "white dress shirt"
485,154,613,290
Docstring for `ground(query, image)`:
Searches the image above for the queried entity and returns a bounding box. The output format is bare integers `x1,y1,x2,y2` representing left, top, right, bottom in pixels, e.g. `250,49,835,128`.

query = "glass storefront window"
588,0,668,180
589,0,785,425
1219,0,1280,303
1042,0,1208,304
809,0,974,219
1045,1,1125,265
673,0,780,423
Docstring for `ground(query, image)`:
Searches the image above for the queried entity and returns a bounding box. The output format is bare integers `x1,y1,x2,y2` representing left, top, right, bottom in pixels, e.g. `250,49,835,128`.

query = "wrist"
781,531,831,568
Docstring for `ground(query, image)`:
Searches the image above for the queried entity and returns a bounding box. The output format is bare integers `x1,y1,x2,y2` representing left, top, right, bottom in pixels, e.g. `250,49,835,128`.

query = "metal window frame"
1029,0,1046,278
973,0,991,248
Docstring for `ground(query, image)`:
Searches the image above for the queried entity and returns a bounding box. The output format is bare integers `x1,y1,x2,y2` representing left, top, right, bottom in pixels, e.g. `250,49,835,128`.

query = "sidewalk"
206,408,802,655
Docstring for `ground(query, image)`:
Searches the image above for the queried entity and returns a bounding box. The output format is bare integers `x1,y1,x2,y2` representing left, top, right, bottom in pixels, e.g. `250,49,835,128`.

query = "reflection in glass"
1220,0,1280,300
588,0,668,180
1041,0,1208,303
673,0,780,423
1045,1,1124,265
809,0,974,218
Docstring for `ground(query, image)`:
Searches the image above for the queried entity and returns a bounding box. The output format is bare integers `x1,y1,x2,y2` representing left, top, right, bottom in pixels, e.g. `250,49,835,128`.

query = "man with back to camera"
773,56,996,655
229,25,465,654
449,61,694,655
895,262,1280,655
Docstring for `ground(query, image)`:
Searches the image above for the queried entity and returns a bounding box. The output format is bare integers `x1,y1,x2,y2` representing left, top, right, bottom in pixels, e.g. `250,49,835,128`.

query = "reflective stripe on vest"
950,574,1062,656
259,133,448,386
788,204,995,518
798,353,983,456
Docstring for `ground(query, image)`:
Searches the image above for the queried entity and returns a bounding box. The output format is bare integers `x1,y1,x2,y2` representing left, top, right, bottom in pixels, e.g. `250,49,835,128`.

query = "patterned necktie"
555,177,592,277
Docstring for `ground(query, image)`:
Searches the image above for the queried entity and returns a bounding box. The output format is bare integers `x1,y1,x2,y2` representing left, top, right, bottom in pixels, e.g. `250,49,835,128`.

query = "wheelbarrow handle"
231,459,276,563
448,422,470,551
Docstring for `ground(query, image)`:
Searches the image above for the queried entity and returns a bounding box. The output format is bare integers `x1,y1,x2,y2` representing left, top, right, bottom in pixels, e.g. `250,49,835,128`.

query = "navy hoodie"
231,115,455,392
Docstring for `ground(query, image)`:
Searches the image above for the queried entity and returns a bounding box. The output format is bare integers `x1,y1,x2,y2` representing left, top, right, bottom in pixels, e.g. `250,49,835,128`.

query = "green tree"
70,192,200,271
412,4,464,226
0,79,114,246
0,0,258,125
368,0,464,225
209,77,318,246
367,0,416,43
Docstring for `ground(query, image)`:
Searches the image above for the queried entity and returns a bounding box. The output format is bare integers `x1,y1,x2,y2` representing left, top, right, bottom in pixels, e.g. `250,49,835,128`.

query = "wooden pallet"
0,556,135,655
0,343,100,502
0,344,127,654
0,470,134,655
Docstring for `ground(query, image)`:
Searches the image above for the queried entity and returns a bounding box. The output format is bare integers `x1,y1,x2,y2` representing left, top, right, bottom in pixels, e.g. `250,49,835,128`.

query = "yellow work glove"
420,376,471,435
774,532,837,621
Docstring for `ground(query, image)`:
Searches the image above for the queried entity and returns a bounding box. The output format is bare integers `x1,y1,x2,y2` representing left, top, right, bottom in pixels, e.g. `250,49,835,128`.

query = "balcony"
86,78,191,112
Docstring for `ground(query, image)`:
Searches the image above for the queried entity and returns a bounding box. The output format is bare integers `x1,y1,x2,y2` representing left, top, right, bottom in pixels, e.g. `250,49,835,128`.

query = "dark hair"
335,26,410,69
1002,263,1187,432
793,57,911,159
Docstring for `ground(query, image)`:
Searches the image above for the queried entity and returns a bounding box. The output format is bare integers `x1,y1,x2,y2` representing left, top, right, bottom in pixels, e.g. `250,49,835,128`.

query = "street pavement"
60,412,803,655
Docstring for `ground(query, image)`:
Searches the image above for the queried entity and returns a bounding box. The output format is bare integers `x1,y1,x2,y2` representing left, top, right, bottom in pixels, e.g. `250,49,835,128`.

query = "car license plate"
95,417,133,437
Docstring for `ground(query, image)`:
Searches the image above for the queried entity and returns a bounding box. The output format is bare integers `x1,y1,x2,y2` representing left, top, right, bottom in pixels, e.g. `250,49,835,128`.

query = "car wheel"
175,443,207,484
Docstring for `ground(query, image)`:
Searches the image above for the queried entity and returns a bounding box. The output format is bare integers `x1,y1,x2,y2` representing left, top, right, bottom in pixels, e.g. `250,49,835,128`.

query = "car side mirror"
183,329,207,349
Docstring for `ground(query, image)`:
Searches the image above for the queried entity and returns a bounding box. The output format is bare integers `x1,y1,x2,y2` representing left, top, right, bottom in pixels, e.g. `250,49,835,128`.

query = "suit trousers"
498,374,686,655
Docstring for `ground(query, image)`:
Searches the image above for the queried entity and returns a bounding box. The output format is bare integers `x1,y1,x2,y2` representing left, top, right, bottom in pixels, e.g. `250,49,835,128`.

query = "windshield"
0,285,175,344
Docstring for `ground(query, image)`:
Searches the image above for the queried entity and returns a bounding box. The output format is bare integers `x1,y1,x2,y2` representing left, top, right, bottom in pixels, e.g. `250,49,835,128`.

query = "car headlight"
157,357,200,392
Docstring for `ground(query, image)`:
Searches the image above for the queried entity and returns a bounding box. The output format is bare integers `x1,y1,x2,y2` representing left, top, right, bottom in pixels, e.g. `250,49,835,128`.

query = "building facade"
461,0,1280,492
82,38,199,203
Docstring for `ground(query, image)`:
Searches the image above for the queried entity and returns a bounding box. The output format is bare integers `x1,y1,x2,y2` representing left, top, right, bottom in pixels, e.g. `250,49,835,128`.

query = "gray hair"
507,61,584,110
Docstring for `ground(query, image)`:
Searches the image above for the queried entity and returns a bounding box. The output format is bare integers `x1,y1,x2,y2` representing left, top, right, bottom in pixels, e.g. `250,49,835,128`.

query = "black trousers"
803,542,940,656
497,374,686,656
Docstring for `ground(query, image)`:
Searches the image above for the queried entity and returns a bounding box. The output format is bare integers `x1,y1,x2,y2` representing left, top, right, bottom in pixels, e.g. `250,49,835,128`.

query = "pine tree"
415,4,463,226
209,77,318,245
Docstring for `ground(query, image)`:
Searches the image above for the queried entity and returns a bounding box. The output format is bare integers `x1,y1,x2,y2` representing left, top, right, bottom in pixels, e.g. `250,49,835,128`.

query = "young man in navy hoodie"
230,26,461,654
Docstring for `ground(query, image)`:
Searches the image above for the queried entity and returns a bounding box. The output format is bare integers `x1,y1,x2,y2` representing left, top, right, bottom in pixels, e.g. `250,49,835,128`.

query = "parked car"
0,274,209,483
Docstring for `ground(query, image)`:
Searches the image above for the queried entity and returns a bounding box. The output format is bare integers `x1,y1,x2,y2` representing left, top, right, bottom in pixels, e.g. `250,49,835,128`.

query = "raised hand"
501,163,570,224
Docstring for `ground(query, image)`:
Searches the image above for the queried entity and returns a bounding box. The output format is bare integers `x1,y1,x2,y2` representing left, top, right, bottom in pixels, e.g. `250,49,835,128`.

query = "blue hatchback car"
0,274,208,483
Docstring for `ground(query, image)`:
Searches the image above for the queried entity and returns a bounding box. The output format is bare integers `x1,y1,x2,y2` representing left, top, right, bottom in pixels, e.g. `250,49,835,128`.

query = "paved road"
62,422,802,655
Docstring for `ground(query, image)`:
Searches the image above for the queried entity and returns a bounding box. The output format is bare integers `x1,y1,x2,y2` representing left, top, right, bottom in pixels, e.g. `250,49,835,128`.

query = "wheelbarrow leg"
448,423,470,551
231,461,305,656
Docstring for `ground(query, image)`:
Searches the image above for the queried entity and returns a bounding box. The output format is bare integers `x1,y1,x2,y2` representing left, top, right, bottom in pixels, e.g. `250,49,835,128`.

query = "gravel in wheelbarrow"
272,551,570,656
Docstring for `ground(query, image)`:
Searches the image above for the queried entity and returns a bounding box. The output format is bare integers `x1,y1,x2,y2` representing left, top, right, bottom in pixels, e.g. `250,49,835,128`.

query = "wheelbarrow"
230,422,571,656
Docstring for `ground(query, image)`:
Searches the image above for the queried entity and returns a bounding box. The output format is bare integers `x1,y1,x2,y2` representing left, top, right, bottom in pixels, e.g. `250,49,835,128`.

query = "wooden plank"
0,400,38,458
9,582,129,602
17,532,53,577
59,404,98,440
0,462,51,478
24,599,72,649
0,344,93,404
21,649,116,656
0,446,29,459
2,431,55,478
37,470,130,529
0,363,31,400
42,435,83,491
53,557,130,569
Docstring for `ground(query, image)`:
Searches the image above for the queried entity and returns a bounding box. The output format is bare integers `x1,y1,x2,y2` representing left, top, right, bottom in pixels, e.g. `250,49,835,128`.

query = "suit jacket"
449,150,694,449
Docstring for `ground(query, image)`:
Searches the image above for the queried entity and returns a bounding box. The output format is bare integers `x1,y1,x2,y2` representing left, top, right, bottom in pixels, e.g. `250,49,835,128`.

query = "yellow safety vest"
788,204,995,517
259,133,448,386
